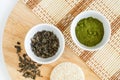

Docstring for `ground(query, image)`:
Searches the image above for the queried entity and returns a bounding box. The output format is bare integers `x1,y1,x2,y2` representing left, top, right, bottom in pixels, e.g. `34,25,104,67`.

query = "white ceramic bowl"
71,10,111,51
24,24,65,64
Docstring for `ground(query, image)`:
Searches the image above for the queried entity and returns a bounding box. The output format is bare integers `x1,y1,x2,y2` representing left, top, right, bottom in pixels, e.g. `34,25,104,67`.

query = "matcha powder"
75,17,104,47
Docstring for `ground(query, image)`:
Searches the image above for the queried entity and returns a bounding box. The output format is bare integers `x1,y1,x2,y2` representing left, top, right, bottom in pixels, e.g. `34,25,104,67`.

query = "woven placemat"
22,0,120,80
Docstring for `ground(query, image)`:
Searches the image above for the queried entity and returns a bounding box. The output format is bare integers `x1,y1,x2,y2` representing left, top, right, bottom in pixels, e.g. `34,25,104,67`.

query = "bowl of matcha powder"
71,10,111,51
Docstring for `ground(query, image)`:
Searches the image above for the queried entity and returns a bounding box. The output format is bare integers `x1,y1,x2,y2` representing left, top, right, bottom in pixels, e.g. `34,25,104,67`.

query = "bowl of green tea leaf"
24,24,65,64
71,10,111,51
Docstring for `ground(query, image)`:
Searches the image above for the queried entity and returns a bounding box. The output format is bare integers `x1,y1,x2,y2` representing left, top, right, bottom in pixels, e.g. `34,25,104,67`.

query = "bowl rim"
24,23,65,64
70,10,111,51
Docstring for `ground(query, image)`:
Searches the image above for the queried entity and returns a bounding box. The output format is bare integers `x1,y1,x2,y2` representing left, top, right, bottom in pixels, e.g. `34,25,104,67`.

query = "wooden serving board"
2,1,100,80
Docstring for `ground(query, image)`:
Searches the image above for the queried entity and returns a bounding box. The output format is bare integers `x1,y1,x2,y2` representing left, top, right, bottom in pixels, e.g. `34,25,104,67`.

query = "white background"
0,0,18,80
